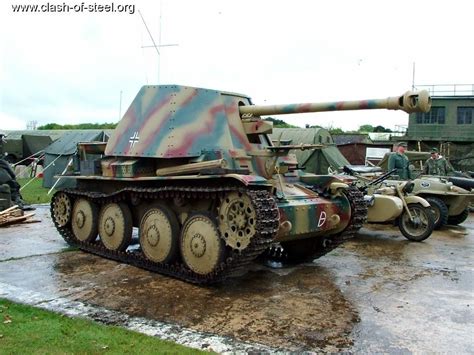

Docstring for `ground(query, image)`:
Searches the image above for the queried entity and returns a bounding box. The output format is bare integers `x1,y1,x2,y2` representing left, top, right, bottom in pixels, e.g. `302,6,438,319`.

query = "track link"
51,186,279,284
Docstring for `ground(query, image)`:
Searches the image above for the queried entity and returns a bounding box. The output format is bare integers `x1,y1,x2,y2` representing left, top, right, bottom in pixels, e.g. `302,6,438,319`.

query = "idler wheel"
98,202,132,251
52,192,72,227
180,214,225,275
139,204,179,263
218,191,257,251
71,198,99,242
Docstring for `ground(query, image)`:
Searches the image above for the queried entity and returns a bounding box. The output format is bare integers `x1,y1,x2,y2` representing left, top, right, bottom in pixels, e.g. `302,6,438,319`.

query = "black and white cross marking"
129,131,140,148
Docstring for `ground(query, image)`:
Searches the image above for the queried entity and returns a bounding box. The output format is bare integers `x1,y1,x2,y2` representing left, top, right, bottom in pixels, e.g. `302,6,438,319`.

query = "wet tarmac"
0,205,473,352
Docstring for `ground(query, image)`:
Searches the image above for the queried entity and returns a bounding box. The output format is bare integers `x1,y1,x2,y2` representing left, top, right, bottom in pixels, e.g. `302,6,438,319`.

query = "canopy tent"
22,134,52,157
42,130,110,188
271,128,349,174
377,151,431,171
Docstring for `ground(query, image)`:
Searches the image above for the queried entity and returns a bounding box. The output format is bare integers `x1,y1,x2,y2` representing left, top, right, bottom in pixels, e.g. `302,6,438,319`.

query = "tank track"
51,186,279,284
264,185,367,263
341,184,368,236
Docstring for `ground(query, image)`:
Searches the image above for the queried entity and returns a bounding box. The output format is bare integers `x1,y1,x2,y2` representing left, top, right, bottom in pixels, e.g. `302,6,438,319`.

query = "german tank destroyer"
51,85,431,283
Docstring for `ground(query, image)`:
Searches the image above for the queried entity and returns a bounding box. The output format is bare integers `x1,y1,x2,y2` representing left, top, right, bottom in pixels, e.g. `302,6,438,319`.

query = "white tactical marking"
318,211,327,227
129,131,140,148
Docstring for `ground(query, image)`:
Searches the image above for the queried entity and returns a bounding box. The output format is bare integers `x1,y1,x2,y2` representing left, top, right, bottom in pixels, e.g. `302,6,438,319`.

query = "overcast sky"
1,0,473,131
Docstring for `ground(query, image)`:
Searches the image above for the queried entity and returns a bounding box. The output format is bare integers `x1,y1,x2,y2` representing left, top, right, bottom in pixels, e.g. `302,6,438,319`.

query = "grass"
0,299,204,354
17,178,52,204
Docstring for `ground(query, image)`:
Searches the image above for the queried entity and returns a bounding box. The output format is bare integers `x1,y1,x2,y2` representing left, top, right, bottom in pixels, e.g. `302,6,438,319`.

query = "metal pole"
47,157,73,195
158,0,162,84
20,153,63,191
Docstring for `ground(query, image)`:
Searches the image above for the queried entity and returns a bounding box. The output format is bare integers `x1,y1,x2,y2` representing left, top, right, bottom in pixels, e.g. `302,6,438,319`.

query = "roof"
44,130,110,155
332,134,372,145
3,130,66,141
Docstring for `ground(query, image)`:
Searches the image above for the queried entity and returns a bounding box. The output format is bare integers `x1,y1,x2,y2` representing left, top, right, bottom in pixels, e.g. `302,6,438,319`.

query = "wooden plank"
0,205,19,216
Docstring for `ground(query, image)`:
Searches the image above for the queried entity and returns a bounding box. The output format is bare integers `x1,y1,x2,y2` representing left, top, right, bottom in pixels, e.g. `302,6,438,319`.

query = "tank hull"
51,174,362,283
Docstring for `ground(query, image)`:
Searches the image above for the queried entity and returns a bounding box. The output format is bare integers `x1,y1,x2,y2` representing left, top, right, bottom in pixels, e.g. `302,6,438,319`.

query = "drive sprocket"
218,191,257,251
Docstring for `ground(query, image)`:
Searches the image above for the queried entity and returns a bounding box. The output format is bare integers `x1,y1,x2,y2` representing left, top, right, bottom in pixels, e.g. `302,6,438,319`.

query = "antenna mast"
138,5,178,84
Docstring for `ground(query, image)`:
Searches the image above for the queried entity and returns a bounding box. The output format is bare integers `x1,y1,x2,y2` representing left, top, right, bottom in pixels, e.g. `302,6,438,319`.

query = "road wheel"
71,198,99,242
99,202,133,251
425,197,448,229
139,204,179,263
399,204,434,242
180,214,226,275
447,208,469,226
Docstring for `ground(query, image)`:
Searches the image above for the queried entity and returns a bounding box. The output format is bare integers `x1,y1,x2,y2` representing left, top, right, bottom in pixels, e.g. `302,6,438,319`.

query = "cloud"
0,112,28,130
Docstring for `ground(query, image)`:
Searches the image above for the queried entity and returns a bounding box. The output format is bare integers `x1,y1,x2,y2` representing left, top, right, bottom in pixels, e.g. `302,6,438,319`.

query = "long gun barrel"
239,90,431,117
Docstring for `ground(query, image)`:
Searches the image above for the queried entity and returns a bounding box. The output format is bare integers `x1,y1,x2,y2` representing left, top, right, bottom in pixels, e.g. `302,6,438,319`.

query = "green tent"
271,128,349,174
22,134,52,157
42,130,110,188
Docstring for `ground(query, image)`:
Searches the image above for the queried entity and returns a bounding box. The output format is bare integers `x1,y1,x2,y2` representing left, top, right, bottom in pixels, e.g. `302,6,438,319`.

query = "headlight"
449,185,464,193
364,195,375,207
403,182,415,194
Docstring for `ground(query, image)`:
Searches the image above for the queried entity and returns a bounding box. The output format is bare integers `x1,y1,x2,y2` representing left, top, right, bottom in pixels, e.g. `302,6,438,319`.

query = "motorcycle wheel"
399,204,435,242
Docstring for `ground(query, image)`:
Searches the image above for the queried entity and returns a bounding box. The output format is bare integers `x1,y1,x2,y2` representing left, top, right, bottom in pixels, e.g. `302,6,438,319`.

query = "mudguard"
405,195,430,208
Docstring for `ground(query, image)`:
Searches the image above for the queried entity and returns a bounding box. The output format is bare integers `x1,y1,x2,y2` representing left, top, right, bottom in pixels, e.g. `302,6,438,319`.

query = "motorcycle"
344,167,435,242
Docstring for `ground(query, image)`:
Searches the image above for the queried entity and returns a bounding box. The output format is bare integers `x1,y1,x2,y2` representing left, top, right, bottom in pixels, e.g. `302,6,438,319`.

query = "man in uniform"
388,142,412,180
0,131,30,209
423,148,454,176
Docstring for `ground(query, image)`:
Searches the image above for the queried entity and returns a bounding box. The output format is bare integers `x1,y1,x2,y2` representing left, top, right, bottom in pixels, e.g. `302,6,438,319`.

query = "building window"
457,107,473,124
415,106,445,124
416,113,422,124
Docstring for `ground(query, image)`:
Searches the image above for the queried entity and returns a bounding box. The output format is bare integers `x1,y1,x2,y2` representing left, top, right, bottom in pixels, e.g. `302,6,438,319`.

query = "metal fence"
414,84,474,96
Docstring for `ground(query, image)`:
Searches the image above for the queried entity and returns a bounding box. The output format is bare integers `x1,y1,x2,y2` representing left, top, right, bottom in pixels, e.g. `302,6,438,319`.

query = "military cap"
397,142,408,147
430,147,438,153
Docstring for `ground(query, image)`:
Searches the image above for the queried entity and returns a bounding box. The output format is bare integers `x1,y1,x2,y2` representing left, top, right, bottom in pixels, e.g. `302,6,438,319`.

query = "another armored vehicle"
401,176,473,228
51,85,431,283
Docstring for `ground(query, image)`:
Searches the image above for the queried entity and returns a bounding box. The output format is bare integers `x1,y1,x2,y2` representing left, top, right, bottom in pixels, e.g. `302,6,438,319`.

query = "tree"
373,125,392,133
358,124,374,132
264,117,298,128
38,122,118,130
328,127,344,134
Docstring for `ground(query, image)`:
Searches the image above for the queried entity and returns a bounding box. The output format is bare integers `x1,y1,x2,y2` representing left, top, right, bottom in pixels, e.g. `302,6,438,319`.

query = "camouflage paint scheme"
66,85,431,242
